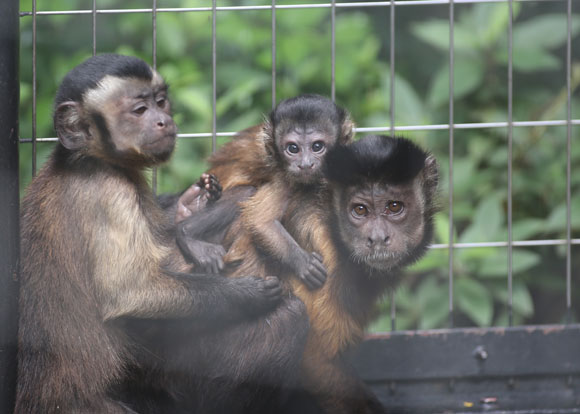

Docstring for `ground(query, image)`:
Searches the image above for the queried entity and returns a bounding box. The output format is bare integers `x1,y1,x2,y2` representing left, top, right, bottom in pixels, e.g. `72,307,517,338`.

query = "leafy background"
18,0,580,330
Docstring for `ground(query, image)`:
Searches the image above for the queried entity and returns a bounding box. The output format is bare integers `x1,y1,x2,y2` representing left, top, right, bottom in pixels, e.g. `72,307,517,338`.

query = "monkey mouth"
143,133,176,151
352,250,405,272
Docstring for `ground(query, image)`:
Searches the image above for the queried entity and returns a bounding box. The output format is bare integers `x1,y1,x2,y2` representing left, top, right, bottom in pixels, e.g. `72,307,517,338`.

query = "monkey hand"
232,276,283,315
183,239,226,274
196,173,222,204
175,174,222,224
294,251,327,290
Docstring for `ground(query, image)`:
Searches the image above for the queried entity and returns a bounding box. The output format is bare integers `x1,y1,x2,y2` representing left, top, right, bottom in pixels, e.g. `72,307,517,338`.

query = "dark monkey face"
84,74,177,165
276,121,339,185
336,180,427,272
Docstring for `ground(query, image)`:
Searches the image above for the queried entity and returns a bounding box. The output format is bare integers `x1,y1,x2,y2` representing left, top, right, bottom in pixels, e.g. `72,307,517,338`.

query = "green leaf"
428,57,485,107
479,249,541,278
411,21,478,52
456,278,493,326
458,194,504,244
496,283,534,318
513,14,580,50
512,218,546,240
394,75,425,126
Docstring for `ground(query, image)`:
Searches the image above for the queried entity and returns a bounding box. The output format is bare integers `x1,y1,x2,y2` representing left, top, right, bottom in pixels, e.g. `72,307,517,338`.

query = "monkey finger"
310,258,328,278
312,252,324,263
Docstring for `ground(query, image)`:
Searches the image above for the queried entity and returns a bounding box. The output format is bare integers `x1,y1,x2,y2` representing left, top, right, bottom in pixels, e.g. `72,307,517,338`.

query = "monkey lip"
143,133,176,150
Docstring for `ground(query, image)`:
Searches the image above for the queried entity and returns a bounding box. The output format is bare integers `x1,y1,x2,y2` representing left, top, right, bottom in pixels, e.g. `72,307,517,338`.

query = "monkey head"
325,135,439,273
262,94,354,185
53,54,177,168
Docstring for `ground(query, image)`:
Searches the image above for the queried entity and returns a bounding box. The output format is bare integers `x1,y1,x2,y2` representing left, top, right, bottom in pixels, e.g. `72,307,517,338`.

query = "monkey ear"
54,101,89,151
340,115,355,144
423,154,439,195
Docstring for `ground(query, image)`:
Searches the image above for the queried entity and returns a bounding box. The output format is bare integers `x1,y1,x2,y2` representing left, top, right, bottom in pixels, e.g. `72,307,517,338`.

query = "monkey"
15,54,284,414
177,94,355,288
168,134,438,414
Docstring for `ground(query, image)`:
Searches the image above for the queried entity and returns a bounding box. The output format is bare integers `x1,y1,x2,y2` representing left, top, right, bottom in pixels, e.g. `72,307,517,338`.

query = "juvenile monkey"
16,54,281,414
177,94,354,288
221,135,438,413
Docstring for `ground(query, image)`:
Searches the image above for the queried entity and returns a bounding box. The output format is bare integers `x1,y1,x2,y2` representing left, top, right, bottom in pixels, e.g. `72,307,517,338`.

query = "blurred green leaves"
18,0,580,330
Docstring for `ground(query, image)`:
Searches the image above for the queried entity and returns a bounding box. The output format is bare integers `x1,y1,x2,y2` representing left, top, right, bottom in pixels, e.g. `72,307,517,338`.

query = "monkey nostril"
157,120,165,128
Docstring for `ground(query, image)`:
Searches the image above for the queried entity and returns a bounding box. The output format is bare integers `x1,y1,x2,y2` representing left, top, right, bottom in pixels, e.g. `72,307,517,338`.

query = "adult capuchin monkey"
16,54,283,414
170,135,438,414
176,94,355,289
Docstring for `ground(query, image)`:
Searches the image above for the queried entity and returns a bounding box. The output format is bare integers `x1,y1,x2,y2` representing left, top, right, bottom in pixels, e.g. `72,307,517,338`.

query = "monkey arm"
176,186,256,273
240,182,327,290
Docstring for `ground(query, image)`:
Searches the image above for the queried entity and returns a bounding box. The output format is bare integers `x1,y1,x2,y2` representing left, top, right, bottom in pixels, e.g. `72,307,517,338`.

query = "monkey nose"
367,235,390,248
157,120,166,128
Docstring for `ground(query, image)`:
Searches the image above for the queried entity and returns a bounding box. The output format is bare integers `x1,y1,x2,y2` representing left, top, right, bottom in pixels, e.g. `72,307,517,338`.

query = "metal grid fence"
11,1,580,411
18,0,578,331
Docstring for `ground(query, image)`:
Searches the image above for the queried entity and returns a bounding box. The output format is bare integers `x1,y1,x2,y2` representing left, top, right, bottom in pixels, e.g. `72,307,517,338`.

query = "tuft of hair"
324,135,430,186
270,94,348,132
55,54,153,107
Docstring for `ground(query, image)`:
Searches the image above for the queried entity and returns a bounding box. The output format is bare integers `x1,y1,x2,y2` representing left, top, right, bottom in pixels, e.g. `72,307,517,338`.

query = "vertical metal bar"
331,0,336,102
211,0,217,153
32,0,37,177
448,0,455,329
92,0,97,55
271,0,277,109
0,0,20,411
507,0,514,327
152,0,158,194
389,0,395,135
389,0,396,331
565,0,572,323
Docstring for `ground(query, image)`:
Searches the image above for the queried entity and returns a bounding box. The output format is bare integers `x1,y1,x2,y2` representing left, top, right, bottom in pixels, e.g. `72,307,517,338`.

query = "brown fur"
16,55,283,414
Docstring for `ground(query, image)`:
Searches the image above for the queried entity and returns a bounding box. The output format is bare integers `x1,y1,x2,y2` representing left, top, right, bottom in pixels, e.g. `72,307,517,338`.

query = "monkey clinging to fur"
177,94,355,290
16,54,282,414
214,135,439,414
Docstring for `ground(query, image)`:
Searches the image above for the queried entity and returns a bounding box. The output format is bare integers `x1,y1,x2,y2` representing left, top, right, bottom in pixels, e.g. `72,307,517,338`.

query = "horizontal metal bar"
353,324,580,381
20,118,580,143
431,239,580,249
18,0,565,17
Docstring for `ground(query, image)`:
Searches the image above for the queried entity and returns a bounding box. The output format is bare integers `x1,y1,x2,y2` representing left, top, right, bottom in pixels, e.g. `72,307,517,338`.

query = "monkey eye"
352,205,369,217
132,105,148,116
386,201,404,214
156,98,166,108
286,143,300,154
312,141,325,153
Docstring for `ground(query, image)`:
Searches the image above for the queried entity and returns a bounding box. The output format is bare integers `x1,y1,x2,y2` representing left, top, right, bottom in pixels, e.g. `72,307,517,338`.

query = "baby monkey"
177,94,354,289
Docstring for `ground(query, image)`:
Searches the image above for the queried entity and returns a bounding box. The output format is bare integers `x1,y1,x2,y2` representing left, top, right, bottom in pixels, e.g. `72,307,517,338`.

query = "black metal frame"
350,325,580,413
0,0,20,412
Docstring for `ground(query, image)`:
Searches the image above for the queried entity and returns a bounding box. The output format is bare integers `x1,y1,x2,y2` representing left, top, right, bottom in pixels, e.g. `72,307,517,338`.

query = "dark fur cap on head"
55,54,153,107
270,94,348,131
325,135,430,186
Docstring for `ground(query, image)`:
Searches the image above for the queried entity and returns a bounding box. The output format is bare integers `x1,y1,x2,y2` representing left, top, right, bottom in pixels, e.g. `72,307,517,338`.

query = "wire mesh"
18,0,578,332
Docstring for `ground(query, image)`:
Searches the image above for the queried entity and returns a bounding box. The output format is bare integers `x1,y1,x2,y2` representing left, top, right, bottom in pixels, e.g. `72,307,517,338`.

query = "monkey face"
277,126,336,184
336,181,427,272
83,75,177,166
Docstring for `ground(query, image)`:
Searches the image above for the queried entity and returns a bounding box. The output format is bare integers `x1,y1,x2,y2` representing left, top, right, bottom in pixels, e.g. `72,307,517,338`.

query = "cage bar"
507,0,514,326
152,0,159,194
212,0,217,153
448,0,455,328
566,0,572,323
271,0,277,109
31,0,37,177
0,0,20,411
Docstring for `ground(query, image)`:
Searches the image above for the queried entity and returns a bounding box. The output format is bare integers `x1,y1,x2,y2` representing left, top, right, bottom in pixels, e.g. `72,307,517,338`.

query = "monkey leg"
300,351,387,414
141,295,310,414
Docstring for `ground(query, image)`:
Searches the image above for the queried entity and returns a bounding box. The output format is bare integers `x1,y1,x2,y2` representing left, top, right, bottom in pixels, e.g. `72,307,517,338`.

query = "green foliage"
19,0,580,330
